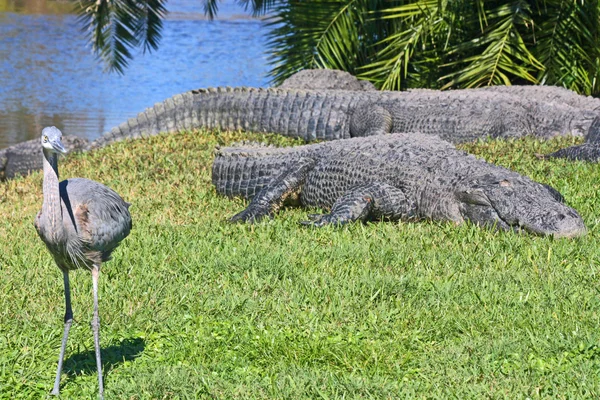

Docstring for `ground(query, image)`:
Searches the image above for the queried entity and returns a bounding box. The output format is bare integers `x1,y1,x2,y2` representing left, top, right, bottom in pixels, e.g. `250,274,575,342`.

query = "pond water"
0,0,271,148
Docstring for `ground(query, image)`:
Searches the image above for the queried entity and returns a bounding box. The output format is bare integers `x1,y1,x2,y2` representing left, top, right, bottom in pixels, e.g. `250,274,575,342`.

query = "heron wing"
60,178,132,256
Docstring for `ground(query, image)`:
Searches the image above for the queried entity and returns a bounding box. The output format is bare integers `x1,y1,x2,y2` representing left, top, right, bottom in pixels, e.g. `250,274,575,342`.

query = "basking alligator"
277,69,600,161
91,86,598,150
212,133,586,238
282,69,600,112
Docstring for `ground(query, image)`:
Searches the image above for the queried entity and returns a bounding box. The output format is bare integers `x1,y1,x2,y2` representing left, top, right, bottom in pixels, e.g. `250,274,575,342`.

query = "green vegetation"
80,0,600,94
0,129,599,398
267,0,600,92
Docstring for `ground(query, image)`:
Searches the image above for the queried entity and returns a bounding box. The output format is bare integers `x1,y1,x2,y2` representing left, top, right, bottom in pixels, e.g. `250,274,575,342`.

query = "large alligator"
91,85,598,150
281,69,600,112
212,133,586,238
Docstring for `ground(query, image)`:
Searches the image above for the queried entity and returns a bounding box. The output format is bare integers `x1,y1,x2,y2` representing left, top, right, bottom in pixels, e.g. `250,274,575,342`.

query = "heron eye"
43,136,48,143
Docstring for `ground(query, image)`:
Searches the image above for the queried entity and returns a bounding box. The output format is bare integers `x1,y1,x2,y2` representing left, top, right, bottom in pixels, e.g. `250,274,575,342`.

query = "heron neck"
42,149,63,235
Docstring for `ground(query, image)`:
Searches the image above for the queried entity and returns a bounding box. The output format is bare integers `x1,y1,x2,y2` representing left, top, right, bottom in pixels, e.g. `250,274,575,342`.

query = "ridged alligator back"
211,134,466,205
92,88,363,148
91,84,600,151
212,141,326,199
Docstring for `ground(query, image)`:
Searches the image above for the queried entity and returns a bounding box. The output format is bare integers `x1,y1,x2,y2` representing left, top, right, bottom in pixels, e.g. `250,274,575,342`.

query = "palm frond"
533,0,600,94
359,0,446,90
440,1,543,88
201,0,220,20
76,0,600,94
236,0,282,17
135,0,167,53
77,0,167,74
266,0,369,84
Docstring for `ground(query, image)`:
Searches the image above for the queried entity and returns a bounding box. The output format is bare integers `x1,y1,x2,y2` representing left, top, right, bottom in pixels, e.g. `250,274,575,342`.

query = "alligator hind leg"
585,116,600,143
301,182,417,227
349,105,393,137
544,116,600,162
544,142,600,162
230,158,316,223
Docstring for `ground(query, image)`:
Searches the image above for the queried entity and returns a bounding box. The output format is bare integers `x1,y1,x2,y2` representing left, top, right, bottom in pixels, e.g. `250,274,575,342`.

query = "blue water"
0,1,271,148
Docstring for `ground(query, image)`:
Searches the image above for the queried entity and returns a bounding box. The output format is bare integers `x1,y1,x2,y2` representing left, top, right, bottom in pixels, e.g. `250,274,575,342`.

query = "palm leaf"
77,0,166,74
533,0,600,94
266,0,366,84
440,1,544,88
360,0,446,90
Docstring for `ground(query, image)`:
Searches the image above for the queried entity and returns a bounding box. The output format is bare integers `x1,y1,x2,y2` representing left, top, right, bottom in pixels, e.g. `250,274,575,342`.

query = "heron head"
41,126,67,155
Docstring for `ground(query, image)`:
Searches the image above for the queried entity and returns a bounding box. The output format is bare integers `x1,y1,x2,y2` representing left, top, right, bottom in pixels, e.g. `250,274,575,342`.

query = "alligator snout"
516,207,586,238
546,210,587,238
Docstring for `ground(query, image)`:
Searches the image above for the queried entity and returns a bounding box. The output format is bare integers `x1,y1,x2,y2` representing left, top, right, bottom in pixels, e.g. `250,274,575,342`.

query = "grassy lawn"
0,129,599,399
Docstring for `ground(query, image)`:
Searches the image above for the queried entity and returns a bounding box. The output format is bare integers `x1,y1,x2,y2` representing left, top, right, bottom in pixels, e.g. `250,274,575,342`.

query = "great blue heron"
34,126,132,398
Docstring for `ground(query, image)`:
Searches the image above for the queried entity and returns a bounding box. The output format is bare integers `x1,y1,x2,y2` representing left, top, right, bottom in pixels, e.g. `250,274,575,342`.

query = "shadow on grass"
63,337,145,377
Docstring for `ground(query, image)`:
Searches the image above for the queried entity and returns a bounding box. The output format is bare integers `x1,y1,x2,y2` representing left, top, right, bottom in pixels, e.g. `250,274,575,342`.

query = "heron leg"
51,270,73,396
91,265,104,399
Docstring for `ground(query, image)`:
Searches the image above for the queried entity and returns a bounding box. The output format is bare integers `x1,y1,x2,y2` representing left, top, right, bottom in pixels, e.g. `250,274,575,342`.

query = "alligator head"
455,172,586,238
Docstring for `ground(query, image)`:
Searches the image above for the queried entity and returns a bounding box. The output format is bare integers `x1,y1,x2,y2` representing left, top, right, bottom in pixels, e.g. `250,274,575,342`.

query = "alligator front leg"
229,158,316,223
301,182,417,227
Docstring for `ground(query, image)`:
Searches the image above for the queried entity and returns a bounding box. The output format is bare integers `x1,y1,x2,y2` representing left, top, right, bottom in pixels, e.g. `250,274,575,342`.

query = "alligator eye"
43,136,48,143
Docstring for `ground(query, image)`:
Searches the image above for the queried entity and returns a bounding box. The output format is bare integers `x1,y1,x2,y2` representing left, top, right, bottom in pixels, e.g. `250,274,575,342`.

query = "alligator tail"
90,87,352,149
90,91,197,149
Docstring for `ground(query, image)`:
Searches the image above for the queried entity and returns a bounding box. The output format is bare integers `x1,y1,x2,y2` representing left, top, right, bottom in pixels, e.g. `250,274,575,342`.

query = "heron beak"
53,141,67,155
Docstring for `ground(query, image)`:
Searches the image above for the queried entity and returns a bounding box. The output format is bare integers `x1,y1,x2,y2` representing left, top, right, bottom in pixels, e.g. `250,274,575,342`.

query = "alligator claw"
300,219,327,227
229,206,272,224
300,214,346,227
305,213,322,221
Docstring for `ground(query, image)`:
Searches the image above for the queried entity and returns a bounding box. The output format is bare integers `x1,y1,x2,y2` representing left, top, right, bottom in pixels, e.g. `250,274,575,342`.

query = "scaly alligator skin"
281,69,600,115
281,68,600,161
411,85,600,160
91,86,598,150
212,133,586,238
0,135,89,180
475,85,600,113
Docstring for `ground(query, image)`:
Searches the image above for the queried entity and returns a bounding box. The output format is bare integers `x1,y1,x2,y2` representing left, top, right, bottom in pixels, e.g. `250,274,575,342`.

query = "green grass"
0,130,599,399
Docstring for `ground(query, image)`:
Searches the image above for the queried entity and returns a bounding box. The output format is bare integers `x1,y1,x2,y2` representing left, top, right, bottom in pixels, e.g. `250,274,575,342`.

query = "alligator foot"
229,204,273,223
349,104,393,137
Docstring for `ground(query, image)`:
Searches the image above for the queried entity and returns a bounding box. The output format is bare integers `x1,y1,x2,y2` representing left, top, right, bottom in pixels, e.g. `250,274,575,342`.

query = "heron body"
35,178,131,270
34,126,131,398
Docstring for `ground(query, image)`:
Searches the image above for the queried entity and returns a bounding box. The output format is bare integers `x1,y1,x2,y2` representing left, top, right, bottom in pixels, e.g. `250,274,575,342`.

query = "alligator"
0,135,89,180
91,85,598,150
475,85,600,112
282,68,600,112
212,133,586,238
